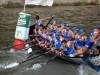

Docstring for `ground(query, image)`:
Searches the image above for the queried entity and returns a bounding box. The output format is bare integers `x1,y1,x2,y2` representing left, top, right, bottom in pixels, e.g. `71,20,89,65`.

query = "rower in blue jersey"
70,27,78,41
35,15,54,27
58,23,65,34
73,25,100,57
38,26,49,47
60,39,84,57
49,19,56,32
75,29,87,50
70,27,79,50
32,24,40,42
49,32,62,52
54,33,62,50
61,40,76,55
62,24,73,40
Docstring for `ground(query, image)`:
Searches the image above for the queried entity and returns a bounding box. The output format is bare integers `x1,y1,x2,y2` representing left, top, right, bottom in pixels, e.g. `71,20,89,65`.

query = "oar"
19,51,50,65
46,17,53,26
27,48,44,59
5,51,51,69
44,51,61,64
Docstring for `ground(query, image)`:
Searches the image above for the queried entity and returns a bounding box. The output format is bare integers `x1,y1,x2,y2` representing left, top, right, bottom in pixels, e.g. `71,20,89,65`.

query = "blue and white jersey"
36,20,41,27
70,32,76,41
50,25,55,32
75,35,85,49
85,29,99,49
40,32,49,43
63,46,75,55
48,36,54,44
54,39,62,50
34,29,40,39
34,29,38,35
63,30,70,40
88,29,98,41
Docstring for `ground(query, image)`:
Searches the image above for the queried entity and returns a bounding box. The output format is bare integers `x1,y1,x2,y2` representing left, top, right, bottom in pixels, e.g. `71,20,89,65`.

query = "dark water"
0,5,100,75
0,48,99,75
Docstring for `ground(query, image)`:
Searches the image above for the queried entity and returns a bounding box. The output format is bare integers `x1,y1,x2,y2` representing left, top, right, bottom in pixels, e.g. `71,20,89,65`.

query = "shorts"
85,40,94,49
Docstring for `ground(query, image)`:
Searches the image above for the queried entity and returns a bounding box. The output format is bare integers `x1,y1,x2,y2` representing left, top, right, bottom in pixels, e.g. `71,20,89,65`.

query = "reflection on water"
78,64,88,75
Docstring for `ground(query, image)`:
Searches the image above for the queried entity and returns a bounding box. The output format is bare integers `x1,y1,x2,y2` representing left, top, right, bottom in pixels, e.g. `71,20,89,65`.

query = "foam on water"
9,48,15,53
26,63,44,71
4,62,19,69
78,64,88,75
31,63,42,70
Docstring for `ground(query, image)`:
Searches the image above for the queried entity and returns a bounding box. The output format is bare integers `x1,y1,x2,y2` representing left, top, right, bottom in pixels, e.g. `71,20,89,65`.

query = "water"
0,5,100,75
0,48,99,75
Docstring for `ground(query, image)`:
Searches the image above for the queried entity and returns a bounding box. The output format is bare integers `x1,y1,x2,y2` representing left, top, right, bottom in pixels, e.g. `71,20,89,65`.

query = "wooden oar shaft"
46,17,53,26
46,55,57,64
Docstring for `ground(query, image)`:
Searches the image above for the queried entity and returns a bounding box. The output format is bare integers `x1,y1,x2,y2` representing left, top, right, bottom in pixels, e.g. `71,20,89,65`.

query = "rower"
60,39,84,57
50,33,62,52
61,40,76,55
58,23,65,34
32,24,40,43
75,29,87,50
49,19,56,32
35,15,54,27
38,26,49,47
70,27,79,50
73,25,100,57
62,24,73,40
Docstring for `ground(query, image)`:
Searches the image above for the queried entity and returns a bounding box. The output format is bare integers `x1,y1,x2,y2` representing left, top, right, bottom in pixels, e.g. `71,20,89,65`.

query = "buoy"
15,12,31,41
13,39,25,50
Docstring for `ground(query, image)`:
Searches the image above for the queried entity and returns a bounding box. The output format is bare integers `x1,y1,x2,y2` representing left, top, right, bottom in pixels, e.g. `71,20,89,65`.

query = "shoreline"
0,1,100,8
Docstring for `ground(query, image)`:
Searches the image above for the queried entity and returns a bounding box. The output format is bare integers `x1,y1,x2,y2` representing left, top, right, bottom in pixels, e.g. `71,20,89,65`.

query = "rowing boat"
28,22,100,72
29,40,100,72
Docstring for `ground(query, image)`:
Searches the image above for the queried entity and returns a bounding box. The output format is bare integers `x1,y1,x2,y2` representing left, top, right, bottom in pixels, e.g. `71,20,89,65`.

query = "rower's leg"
93,49,99,55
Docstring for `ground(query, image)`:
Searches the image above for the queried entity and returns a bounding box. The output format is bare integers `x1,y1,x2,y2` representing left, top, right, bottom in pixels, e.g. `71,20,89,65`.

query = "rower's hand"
56,51,62,56
52,15,55,18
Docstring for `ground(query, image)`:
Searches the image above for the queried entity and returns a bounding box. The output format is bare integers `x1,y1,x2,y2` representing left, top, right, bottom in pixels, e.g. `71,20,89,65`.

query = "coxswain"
35,15,55,27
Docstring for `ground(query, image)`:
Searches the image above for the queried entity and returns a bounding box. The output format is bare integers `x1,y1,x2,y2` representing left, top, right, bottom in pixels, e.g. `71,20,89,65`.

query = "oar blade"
5,62,19,69
27,48,32,54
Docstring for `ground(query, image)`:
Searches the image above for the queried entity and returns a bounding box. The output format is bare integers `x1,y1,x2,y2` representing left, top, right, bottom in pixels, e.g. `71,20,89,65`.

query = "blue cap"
51,20,56,23
72,27,78,31
60,23,65,26
79,29,84,34
98,25,100,29
65,24,69,27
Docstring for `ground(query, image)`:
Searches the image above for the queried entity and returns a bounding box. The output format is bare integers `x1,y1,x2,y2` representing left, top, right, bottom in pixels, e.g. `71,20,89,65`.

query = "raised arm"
40,15,55,22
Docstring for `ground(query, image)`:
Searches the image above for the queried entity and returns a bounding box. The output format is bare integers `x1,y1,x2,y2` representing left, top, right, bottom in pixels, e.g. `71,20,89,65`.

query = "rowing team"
29,17,100,57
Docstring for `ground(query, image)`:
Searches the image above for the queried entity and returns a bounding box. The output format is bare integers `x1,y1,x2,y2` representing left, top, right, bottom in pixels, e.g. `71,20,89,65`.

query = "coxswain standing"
35,15,55,27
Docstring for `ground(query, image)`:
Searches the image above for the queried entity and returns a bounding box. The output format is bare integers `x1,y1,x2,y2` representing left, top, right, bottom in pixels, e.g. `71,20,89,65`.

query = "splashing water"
78,64,88,75
9,48,15,53
31,63,42,70
5,62,19,69
26,63,46,71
